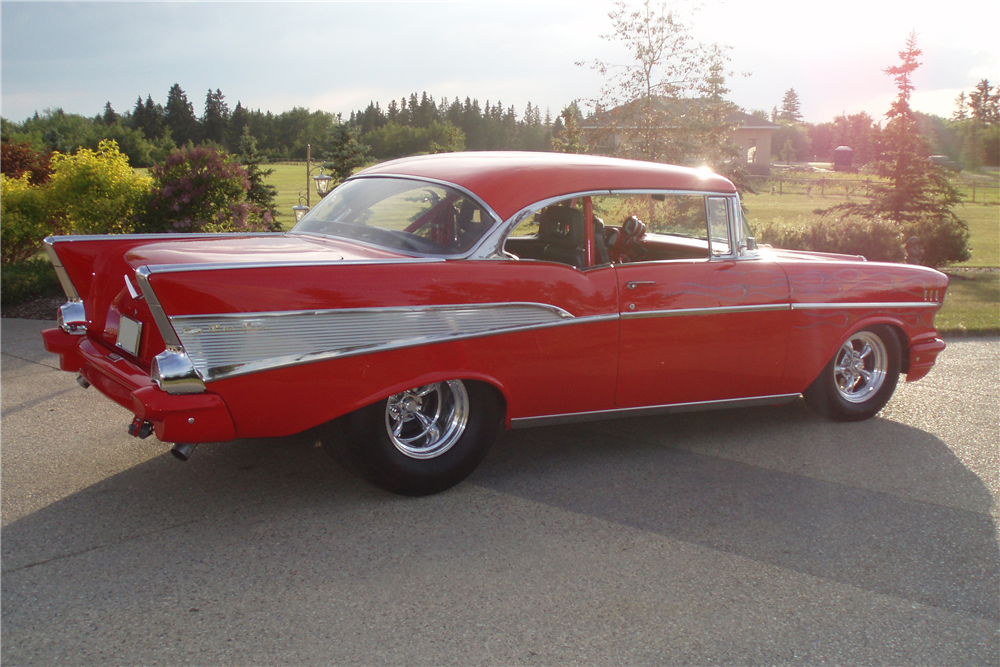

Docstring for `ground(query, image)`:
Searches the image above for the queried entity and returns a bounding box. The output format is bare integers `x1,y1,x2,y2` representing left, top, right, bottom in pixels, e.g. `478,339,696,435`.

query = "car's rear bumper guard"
42,328,236,443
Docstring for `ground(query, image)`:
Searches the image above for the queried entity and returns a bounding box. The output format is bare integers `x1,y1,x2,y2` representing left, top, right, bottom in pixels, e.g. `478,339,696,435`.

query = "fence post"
821,177,825,196
972,184,976,203
779,178,782,196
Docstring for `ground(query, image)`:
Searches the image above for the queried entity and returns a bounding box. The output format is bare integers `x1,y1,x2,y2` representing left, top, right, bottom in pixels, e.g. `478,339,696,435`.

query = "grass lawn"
266,163,314,230
936,270,1000,335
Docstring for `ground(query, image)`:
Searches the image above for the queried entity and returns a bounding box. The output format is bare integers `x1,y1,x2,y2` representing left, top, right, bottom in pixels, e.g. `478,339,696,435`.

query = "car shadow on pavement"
474,400,999,623
2,395,996,628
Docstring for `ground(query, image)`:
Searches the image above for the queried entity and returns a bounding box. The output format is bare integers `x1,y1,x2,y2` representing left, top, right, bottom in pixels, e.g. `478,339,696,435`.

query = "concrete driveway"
2,317,997,665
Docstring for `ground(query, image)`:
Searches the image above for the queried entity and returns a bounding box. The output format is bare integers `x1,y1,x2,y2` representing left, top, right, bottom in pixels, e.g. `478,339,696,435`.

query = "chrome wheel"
385,381,469,459
833,331,888,404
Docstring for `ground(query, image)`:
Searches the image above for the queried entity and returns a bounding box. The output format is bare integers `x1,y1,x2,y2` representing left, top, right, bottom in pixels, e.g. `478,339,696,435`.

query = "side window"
706,197,731,257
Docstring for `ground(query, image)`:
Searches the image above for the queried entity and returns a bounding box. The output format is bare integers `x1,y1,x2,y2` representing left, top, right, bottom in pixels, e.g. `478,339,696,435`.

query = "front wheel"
322,380,503,496
803,325,902,422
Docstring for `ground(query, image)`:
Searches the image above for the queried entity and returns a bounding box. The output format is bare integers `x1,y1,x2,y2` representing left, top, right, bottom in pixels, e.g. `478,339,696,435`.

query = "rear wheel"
803,325,901,421
322,380,502,496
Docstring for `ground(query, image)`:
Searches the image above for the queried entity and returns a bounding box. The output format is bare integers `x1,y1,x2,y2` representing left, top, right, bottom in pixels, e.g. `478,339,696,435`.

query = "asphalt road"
2,317,998,666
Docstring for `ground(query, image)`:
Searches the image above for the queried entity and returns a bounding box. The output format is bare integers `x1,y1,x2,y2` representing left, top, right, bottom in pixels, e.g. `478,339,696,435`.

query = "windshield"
290,177,497,256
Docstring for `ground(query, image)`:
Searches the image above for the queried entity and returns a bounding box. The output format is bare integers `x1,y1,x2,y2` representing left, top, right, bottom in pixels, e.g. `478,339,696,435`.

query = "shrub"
0,141,53,185
47,140,152,234
1,256,61,305
903,214,971,268
0,173,55,265
142,145,271,233
755,216,907,263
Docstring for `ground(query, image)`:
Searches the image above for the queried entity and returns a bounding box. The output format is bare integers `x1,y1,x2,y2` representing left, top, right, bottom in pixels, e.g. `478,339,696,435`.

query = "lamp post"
292,143,335,222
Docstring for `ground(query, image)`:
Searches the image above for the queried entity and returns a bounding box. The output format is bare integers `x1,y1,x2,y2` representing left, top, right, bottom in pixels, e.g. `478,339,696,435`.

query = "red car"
42,152,948,495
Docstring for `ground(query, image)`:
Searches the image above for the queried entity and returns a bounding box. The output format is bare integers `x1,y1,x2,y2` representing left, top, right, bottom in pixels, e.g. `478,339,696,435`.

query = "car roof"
354,151,738,221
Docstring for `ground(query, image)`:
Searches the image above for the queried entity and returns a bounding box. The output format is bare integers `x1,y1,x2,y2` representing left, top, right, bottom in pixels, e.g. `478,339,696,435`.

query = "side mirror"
745,236,757,252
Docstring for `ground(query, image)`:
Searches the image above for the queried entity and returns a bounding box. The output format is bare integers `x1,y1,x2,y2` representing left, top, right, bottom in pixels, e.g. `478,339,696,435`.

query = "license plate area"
116,315,143,356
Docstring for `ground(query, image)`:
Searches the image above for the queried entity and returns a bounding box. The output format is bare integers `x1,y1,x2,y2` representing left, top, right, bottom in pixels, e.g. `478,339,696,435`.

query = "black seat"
539,206,586,268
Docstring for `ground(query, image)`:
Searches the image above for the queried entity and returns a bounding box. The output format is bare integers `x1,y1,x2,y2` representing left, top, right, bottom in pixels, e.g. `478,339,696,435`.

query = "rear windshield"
290,177,496,256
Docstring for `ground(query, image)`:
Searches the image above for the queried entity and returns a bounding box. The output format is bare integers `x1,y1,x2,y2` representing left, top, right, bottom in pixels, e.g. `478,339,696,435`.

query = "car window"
706,197,731,257
290,177,495,256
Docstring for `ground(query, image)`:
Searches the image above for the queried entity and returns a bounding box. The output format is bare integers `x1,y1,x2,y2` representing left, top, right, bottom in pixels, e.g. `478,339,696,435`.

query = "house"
725,111,780,175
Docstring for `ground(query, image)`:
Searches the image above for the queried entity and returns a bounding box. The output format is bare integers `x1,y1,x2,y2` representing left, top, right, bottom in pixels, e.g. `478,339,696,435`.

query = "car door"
614,195,791,408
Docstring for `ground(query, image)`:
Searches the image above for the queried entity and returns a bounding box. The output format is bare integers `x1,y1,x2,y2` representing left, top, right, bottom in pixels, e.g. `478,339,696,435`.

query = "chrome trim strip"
134,267,182,349
510,393,801,429
791,301,940,310
622,303,790,319
44,233,282,243
140,256,444,276
170,304,616,382
43,237,80,301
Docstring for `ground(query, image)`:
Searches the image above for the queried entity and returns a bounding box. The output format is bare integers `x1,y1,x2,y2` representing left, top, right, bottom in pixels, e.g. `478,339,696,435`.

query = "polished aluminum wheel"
833,331,888,404
385,381,469,459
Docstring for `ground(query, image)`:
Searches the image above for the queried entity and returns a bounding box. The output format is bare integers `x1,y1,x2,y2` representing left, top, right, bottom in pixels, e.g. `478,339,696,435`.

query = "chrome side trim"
43,237,80,300
170,304,612,382
510,393,801,429
151,349,206,395
44,233,282,243
140,256,444,276
623,303,790,319
791,301,940,310
134,266,182,349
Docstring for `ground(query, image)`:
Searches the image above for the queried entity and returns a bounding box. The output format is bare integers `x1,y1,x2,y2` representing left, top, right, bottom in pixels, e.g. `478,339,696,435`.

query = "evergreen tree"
100,102,120,126
238,127,280,230
164,84,199,145
819,32,969,267
202,88,230,147
323,121,370,182
779,88,802,122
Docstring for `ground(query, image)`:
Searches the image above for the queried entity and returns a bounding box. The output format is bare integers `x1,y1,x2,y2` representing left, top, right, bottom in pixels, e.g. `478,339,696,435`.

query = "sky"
1,0,998,126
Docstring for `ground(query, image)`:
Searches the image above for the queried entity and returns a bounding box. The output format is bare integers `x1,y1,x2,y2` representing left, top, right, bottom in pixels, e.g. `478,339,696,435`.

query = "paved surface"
2,317,998,666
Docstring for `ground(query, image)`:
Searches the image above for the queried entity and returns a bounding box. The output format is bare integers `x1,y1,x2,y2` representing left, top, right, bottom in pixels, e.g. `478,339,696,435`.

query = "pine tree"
779,88,802,122
164,84,199,146
238,127,280,230
819,32,969,267
202,88,230,147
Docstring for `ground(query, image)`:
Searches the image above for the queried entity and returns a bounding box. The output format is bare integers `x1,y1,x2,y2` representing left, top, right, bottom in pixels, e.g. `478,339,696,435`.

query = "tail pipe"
171,443,198,461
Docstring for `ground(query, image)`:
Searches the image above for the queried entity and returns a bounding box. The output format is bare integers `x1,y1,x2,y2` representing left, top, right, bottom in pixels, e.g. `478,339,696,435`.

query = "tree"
779,88,802,122
0,141,52,185
551,105,585,154
238,128,280,230
100,102,120,126
322,121,370,182
579,0,740,169
202,88,230,147
164,83,199,146
818,32,969,267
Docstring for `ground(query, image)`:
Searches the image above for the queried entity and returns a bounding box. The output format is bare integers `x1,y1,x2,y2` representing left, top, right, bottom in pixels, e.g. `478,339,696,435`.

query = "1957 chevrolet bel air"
42,152,948,495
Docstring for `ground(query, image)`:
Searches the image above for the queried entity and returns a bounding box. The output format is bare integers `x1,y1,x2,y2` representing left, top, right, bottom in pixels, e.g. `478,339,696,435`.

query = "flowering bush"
142,146,272,233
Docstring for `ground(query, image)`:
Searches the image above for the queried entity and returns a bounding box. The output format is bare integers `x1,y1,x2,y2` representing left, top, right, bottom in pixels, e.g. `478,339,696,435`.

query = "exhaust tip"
170,443,198,462
76,375,90,389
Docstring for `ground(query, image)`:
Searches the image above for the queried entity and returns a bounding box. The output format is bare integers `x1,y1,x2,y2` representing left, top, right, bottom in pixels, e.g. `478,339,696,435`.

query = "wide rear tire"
803,325,902,422
322,380,502,496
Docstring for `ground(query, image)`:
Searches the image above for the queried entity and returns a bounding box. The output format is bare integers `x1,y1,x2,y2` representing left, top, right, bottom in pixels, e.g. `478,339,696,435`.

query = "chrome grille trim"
170,303,601,381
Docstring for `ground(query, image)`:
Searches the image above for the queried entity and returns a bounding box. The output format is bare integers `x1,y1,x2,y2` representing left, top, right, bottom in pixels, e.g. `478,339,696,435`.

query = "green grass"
743,191,999,268
936,271,1000,335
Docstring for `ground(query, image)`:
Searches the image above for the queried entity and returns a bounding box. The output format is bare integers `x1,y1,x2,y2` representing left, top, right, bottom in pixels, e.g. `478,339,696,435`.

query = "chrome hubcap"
385,381,469,459
833,332,887,403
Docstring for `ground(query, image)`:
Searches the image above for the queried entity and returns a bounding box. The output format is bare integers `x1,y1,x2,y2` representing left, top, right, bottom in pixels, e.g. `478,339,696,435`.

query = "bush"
755,216,906,263
903,214,971,268
0,141,53,185
142,145,271,233
0,256,62,305
47,140,152,235
1,173,55,265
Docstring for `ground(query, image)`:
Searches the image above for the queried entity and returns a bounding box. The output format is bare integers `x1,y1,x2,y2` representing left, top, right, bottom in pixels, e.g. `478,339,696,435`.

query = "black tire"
321,380,502,496
803,324,902,422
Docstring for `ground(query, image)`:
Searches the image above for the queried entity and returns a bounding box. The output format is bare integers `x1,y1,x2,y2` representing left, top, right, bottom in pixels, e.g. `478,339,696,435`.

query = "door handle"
625,281,655,290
